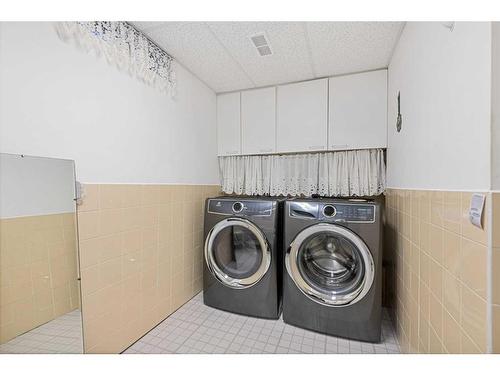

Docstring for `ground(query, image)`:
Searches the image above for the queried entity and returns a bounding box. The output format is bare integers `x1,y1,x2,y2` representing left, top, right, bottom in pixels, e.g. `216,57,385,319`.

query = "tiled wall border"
492,192,500,353
77,183,220,353
385,188,491,353
0,213,80,344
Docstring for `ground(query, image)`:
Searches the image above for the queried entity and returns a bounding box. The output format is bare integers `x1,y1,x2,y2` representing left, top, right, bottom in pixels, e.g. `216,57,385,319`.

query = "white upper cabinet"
241,87,276,155
218,71,387,157
277,78,328,153
217,92,241,156
329,70,387,150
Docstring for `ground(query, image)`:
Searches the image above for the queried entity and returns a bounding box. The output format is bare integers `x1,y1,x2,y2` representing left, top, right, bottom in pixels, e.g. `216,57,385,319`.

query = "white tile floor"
0,309,83,354
123,293,400,354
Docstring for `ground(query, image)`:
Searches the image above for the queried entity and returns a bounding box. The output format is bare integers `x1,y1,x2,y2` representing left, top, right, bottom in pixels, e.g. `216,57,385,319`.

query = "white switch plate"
469,193,485,229
75,181,84,205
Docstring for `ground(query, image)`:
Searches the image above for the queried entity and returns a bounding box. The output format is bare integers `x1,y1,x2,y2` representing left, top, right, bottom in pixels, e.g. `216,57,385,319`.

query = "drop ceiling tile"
133,22,254,92
206,22,315,89
132,21,164,32
305,22,404,77
131,22,405,93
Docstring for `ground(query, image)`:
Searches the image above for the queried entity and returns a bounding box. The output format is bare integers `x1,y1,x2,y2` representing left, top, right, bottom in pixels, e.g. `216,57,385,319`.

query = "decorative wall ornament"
396,91,402,132
54,22,176,96
442,22,455,32
219,149,386,197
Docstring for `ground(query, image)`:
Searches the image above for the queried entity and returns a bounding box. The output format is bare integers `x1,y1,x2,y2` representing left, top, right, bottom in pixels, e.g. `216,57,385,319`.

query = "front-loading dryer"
203,196,283,319
283,198,382,342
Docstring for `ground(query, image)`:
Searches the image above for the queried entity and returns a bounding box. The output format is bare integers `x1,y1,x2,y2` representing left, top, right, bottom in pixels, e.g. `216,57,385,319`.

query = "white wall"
0,153,75,218
492,22,500,191
0,22,218,185
387,22,492,190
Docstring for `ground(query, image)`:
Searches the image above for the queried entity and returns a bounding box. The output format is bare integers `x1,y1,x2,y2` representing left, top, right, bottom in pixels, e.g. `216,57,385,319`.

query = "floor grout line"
123,292,400,355
0,309,83,354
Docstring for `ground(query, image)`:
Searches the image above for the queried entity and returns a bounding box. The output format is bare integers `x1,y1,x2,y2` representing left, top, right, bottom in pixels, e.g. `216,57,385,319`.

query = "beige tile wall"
77,184,220,353
0,213,80,344
385,189,489,353
493,192,500,353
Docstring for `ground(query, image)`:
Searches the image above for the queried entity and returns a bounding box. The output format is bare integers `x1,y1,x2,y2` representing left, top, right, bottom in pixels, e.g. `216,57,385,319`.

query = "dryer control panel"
289,201,376,223
327,203,376,223
208,199,274,217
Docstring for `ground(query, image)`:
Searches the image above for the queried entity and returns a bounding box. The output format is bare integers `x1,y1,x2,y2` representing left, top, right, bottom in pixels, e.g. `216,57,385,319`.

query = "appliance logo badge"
216,202,222,207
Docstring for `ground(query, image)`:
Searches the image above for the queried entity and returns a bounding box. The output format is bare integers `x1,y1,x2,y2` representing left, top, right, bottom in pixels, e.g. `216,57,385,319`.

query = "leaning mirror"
0,153,83,354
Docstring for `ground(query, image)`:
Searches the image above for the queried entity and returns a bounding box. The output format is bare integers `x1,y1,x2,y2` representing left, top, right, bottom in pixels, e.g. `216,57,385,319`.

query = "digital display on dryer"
323,204,375,222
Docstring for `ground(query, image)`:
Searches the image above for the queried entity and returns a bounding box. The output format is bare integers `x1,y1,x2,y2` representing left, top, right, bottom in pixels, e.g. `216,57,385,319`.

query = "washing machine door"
286,223,374,306
204,217,271,289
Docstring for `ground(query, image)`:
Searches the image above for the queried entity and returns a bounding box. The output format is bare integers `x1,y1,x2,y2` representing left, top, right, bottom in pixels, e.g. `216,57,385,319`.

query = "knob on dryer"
323,205,337,217
232,201,244,213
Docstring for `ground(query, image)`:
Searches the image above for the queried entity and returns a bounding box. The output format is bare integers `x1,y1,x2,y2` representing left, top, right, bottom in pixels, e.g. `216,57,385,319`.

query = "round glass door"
205,218,271,289
286,223,374,306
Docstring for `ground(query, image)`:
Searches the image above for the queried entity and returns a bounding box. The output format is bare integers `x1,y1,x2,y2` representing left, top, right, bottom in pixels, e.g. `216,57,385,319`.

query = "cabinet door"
217,92,241,156
277,78,328,153
329,70,387,150
241,87,276,155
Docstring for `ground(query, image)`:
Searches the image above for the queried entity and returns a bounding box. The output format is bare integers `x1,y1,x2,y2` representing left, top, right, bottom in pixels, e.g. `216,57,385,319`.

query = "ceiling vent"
250,33,272,56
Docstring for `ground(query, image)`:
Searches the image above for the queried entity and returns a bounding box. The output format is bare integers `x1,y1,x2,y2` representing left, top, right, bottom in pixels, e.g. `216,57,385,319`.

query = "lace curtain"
54,22,176,96
219,149,386,197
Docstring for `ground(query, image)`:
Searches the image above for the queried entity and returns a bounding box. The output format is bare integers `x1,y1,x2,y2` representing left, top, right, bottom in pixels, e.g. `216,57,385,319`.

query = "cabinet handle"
308,145,325,150
330,144,349,149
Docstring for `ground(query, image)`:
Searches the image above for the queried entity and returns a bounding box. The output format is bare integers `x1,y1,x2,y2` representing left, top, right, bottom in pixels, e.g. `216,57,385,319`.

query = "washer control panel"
208,199,273,216
289,201,376,223
329,203,375,222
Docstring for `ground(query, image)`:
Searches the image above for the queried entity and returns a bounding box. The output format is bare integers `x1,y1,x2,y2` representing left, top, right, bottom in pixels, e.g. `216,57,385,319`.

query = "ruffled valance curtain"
54,22,176,96
219,149,386,197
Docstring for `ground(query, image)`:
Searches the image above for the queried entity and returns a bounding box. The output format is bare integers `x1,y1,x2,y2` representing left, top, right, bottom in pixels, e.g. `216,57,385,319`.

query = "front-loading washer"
282,198,382,342
203,196,283,319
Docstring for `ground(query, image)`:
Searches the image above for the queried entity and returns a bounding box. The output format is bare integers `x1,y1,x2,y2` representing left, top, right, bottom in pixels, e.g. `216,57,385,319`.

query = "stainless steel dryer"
203,196,283,319
283,198,382,342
